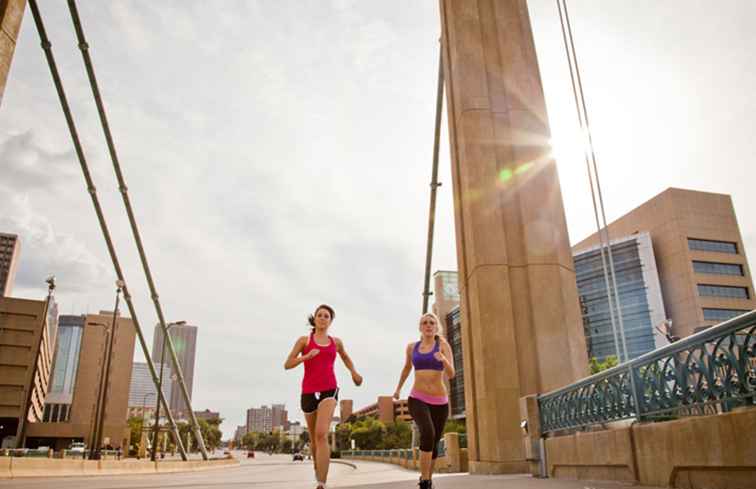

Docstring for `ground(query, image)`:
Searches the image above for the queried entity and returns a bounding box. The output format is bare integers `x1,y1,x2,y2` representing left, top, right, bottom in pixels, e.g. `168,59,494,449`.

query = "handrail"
539,310,756,433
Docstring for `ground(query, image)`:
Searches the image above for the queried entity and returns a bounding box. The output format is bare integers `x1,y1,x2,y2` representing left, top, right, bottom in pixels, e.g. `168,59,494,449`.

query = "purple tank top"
412,339,444,371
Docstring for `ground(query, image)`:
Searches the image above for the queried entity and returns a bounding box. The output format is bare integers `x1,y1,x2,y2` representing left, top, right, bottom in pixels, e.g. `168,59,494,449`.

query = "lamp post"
138,392,154,459
151,320,185,461
89,280,123,460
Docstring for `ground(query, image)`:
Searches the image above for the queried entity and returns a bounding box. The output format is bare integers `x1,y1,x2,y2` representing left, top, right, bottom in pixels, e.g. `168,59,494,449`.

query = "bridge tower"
439,0,588,474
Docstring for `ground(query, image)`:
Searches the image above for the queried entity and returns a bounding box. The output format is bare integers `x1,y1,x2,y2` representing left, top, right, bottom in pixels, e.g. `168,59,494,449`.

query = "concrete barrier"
1,456,238,478
10,458,85,478
545,408,756,489
98,459,156,476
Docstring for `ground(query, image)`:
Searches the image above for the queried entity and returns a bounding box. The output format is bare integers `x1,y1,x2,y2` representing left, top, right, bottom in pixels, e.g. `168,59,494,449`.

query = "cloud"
0,131,77,191
0,193,110,293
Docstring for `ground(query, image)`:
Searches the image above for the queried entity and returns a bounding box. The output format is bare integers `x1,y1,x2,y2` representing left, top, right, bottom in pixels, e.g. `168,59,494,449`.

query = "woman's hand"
351,371,363,386
393,389,401,400
304,348,320,360
434,351,448,364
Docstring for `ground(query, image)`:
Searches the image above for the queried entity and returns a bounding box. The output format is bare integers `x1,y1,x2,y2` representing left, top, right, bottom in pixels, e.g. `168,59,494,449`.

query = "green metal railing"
539,310,756,434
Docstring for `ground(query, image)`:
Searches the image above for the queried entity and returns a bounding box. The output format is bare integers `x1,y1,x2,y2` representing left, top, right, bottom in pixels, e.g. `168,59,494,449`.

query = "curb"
331,459,357,469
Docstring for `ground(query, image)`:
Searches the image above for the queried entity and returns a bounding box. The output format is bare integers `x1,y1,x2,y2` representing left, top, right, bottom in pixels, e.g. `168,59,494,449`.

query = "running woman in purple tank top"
284,304,362,489
393,312,455,489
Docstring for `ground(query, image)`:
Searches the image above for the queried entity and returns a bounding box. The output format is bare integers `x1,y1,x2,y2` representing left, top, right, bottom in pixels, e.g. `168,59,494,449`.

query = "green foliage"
443,419,466,434
337,417,412,451
242,432,258,451
590,355,619,374
382,419,412,449
127,416,143,448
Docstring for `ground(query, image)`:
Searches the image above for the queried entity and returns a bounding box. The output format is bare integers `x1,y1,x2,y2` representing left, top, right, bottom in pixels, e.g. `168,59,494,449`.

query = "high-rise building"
233,425,247,445
126,362,173,419
247,405,273,433
0,233,21,297
574,232,668,361
151,322,197,417
432,270,460,337
271,404,288,431
0,295,58,448
43,315,85,422
574,188,755,339
25,312,137,450
445,307,466,420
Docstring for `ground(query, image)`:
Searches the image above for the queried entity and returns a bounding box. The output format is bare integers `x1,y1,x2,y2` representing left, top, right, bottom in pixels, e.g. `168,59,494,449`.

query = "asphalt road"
0,453,664,489
0,453,424,489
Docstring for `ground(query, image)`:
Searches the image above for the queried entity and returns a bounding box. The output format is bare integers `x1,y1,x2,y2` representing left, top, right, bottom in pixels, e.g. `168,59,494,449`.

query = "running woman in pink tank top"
393,312,455,489
284,304,362,489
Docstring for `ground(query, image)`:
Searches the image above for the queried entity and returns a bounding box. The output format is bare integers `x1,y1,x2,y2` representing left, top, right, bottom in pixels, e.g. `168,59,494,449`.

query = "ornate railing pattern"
539,310,756,433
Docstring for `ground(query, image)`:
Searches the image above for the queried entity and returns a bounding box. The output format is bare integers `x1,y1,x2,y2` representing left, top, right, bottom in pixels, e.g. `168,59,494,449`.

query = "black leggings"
408,397,449,459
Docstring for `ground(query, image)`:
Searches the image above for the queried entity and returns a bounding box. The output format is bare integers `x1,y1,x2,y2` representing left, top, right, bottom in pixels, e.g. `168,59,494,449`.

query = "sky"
1,1,754,439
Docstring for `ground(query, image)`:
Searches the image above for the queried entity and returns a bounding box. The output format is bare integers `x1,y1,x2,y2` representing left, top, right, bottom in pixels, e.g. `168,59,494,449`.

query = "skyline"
2,1,755,438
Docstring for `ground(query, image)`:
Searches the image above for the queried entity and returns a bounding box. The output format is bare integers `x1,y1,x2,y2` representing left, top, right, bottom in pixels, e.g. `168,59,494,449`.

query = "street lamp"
89,280,123,460
151,320,186,462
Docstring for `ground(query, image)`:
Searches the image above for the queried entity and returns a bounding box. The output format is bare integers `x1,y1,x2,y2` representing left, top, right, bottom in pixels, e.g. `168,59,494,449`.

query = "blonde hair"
419,313,441,339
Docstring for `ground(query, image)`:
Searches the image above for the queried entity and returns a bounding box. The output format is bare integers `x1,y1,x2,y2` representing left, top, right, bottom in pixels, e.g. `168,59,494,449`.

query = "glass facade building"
127,362,173,410
43,315,84,422
574,232,668,361
445,307,465,419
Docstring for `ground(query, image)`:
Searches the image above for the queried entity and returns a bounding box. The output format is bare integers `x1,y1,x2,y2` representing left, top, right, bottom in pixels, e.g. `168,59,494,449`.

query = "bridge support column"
0,0,25,105
439,0,588,474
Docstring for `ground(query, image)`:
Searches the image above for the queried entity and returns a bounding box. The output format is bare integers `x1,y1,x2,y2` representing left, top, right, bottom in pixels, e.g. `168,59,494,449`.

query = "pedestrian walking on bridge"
285,304,363,489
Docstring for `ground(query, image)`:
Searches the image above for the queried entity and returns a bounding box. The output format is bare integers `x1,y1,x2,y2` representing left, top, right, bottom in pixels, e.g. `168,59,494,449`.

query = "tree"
381,420,412,449
242,432,259,451
350,417,385,450
590,355,619,374
127,416,143,449
443,419,466,434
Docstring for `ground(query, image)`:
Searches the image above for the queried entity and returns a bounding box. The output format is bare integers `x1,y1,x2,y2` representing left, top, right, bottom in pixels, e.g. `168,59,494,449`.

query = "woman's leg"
428,403,449,480
408,398,435,481
304,411,318,477
314,398,337,485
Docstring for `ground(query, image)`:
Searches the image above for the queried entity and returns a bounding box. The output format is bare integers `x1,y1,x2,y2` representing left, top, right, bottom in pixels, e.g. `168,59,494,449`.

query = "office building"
445,307,466,420
271,404,288,431
43,315,85,422
574,188,755,339
574,232,667,361
151,322,197,417
25,311,136,450
348,396,411,424
247,405,272,433
233,425,247,445
127,362,173,419
194,409,221,423
339,400,353,421
0,295,58,448
0,233,20,297
432,270,460,337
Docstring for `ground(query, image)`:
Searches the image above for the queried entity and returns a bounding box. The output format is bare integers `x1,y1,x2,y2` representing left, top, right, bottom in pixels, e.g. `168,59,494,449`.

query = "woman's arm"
336,338,363,386
393,343,413,399
434,338,455,379
284,336,312,370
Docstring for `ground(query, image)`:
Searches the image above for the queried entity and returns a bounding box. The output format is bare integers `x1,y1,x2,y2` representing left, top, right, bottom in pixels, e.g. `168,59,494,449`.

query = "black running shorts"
300,388,339,414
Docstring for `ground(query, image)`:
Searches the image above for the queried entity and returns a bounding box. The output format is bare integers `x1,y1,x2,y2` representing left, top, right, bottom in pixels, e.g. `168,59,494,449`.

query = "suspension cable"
27,0,188,459
64,0,209,459
556,0,629,363
422,43,445,314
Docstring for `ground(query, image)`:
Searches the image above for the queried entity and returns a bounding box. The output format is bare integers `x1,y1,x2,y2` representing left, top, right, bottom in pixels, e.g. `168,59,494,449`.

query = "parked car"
69,442,86,454
247,450,255,458
292,451,304,462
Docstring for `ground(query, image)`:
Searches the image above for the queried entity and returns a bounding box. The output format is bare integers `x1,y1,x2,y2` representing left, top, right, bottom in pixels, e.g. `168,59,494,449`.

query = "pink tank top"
301,333,338,394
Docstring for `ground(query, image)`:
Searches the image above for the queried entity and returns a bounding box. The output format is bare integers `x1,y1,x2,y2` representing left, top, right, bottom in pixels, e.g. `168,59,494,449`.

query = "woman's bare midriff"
412,369,447,397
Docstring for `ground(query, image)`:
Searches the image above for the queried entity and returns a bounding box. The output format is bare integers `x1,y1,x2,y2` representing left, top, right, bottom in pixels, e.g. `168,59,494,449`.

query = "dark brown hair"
308,304,335,332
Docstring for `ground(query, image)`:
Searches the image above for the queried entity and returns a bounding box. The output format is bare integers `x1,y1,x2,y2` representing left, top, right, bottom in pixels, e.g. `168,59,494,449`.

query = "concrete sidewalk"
341,473,664,489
